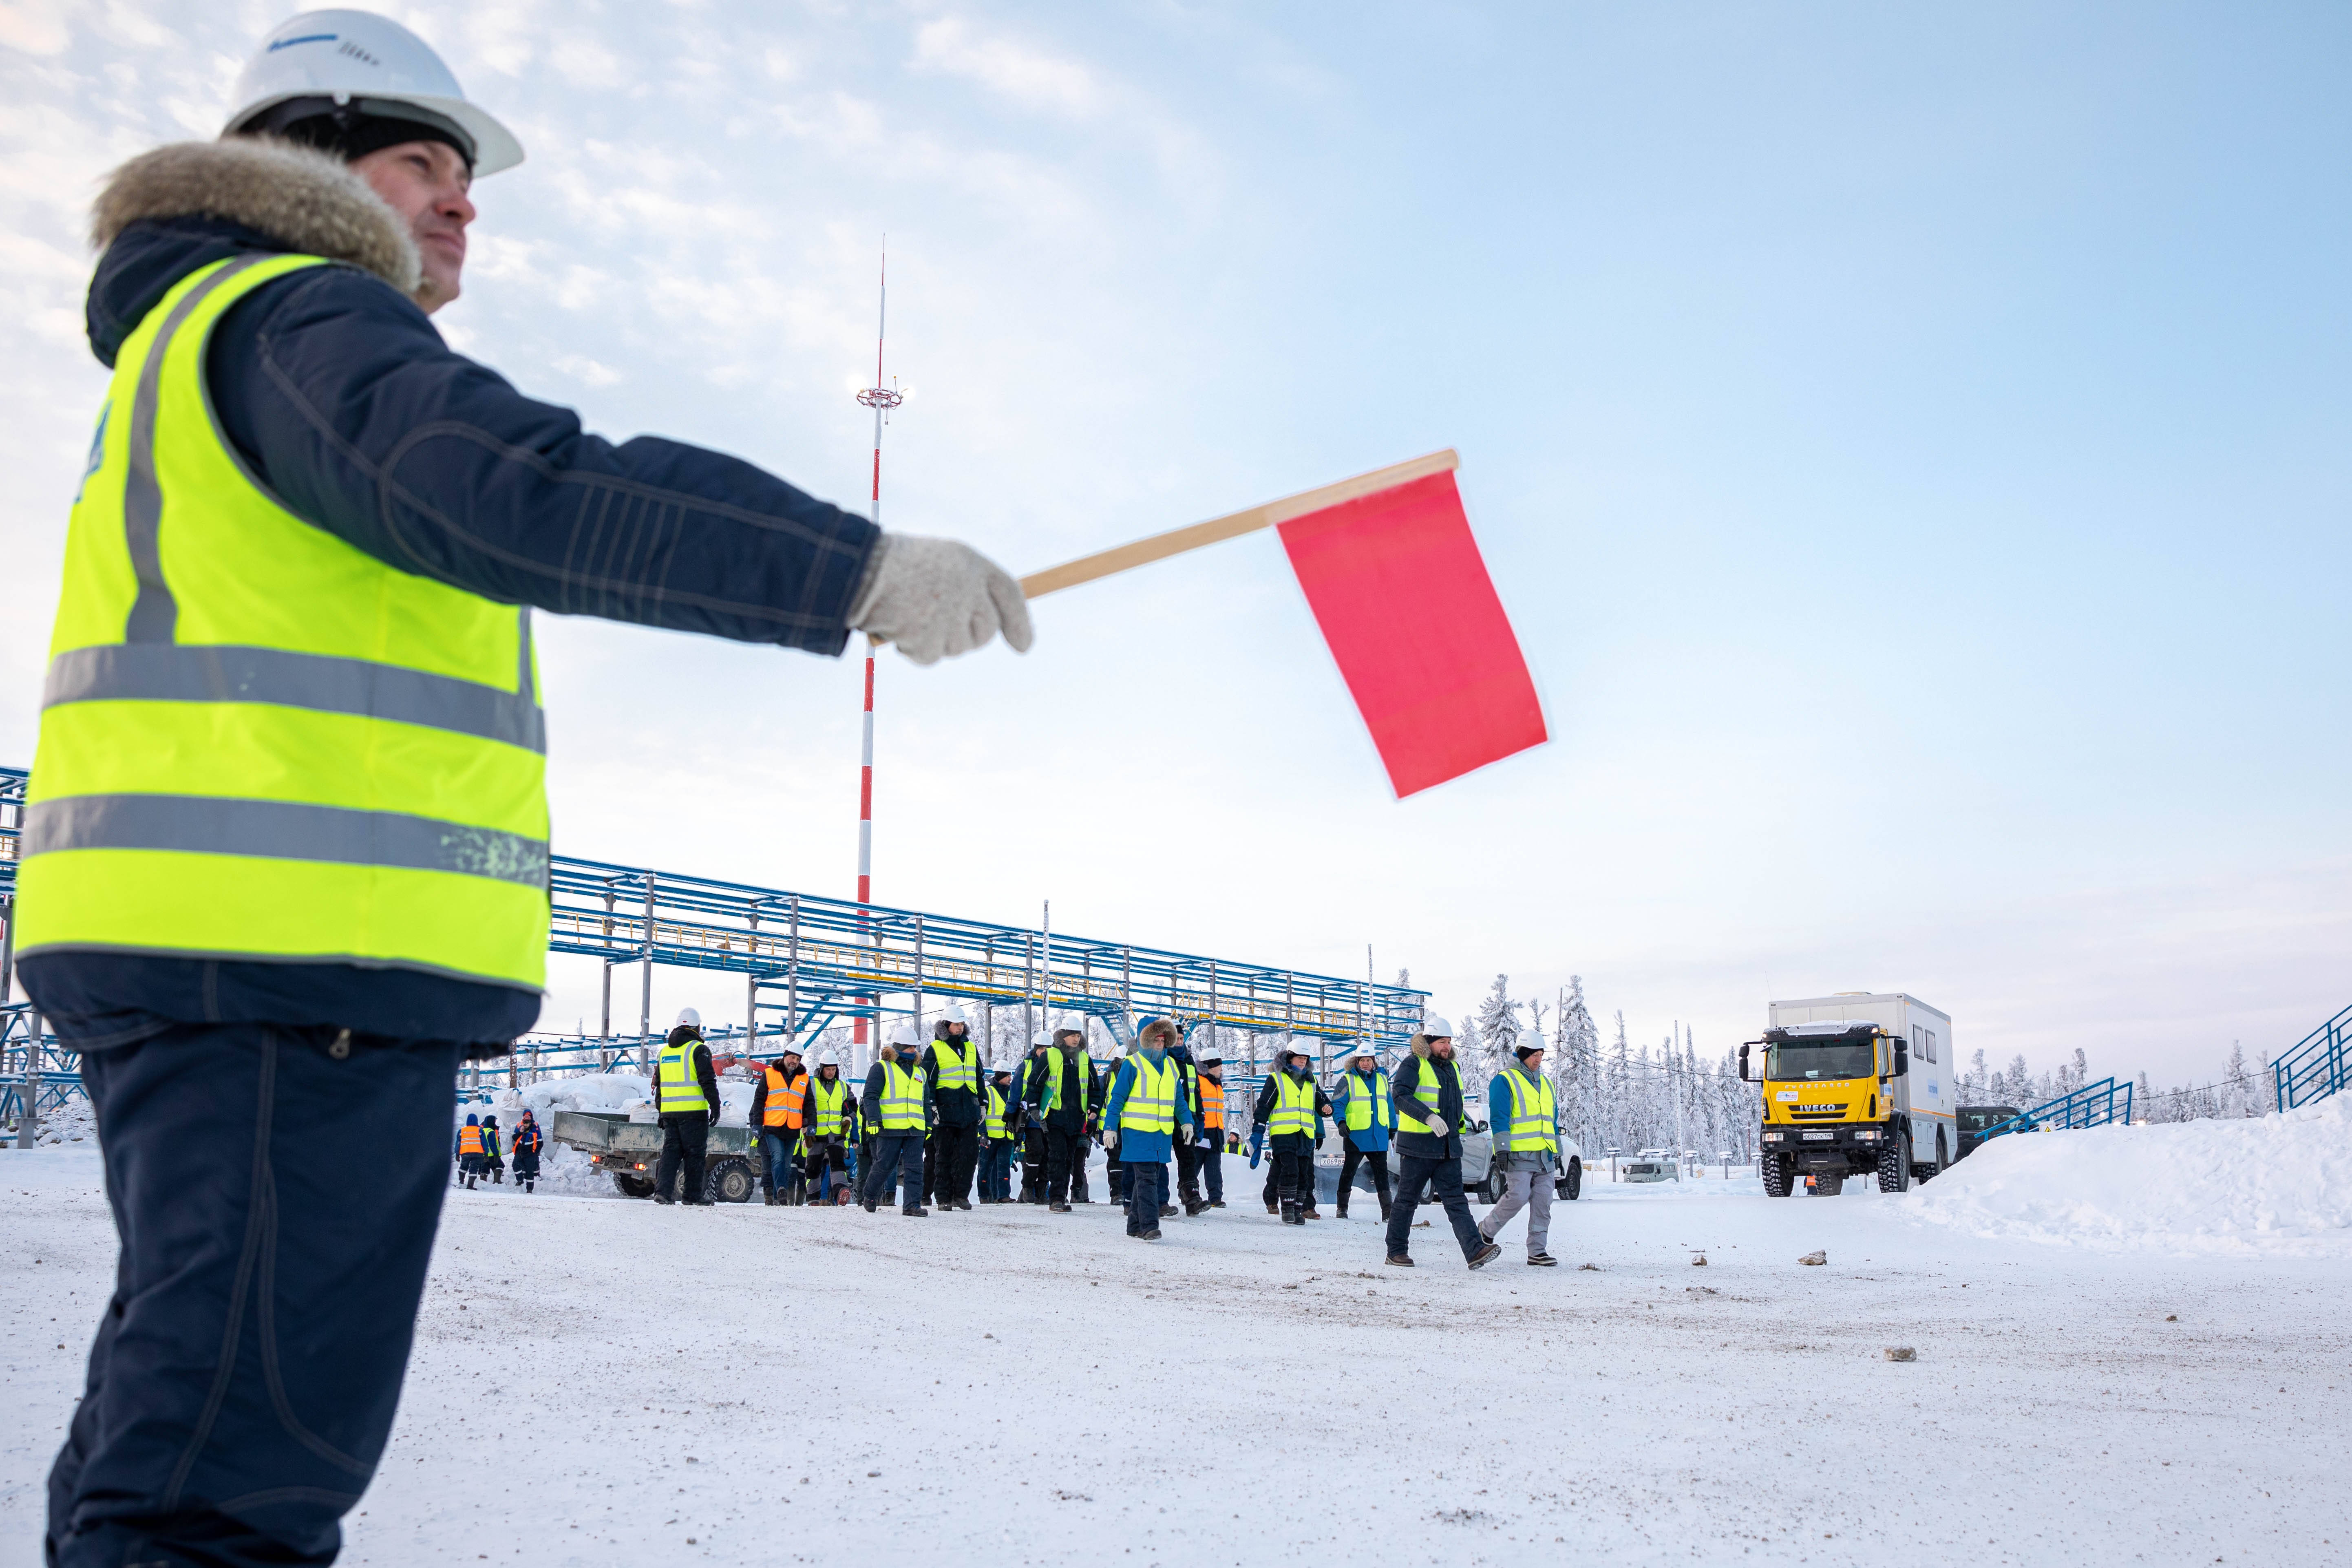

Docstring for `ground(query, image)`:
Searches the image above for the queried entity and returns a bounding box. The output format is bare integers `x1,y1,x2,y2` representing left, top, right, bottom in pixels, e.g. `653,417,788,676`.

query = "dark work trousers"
1125,1160,1168,1234
1046,1126,1090,1204
1174,1139,1204,1203
1385,1153,1484,1261
654,1112,710,1202
1337,1145,1393,1215
978,1139,1014,1199
1020,1127,1049,1201
921,1134,936,1202
1109,1158,1129,1203
47,1022,461,1568
863,1132,925,1208
1269,1131,1316,1208
758,1128,799,1197
931,1122,980,1206
802,1135,849,1200
1198,1140,1224,1202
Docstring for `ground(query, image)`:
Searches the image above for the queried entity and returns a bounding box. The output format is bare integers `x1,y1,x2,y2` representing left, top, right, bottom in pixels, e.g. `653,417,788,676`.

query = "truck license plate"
1802,1132,1833,1141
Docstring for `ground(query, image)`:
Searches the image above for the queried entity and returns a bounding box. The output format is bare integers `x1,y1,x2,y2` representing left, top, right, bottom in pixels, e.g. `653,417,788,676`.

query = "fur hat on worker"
1135,1016,1179,1051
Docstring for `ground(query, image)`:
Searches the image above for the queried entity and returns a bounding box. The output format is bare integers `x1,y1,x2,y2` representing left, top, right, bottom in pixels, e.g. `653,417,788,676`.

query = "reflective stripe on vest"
18,253,549,991
805,1077,848,1136
1341,1070,1394,1133
879,1060,926,1131
1118,1054,1177,1136
1405,1058,1451,1130
932,1037,977,1095
1269,1072,1317,1137
657,1040,709,1114
1500,1067,1559,1155
984,1084,1009,1140
763,1065,805,1128
458,1125,484,1155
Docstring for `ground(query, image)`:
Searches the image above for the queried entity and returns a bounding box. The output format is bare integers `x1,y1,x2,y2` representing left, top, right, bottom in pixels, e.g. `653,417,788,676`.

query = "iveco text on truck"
1740,992,1955,1197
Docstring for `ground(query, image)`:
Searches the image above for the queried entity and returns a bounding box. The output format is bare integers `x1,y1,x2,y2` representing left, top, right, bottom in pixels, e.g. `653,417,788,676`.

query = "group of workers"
452,1108,546,1192
645,1004,1572,1268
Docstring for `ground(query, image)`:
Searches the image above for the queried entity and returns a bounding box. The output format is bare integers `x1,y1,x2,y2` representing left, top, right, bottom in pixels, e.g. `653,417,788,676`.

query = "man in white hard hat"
29,11,1028,1564
978,1056,1020,1202
1384,1016,1502,1270
652,1007,723,1205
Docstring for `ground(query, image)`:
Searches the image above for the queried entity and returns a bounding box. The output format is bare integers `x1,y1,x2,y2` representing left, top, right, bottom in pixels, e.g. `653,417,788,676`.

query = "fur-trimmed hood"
95,139,420,294
1134,1018,1178,1051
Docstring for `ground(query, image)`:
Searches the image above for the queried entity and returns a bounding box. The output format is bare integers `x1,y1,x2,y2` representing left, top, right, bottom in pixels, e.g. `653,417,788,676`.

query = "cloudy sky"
3,2,2347,1085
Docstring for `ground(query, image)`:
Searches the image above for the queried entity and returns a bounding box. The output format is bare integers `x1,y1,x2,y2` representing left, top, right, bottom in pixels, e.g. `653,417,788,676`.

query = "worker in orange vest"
1186,1051,1230,1210
749,1045,809,1206
454,1113,486,1190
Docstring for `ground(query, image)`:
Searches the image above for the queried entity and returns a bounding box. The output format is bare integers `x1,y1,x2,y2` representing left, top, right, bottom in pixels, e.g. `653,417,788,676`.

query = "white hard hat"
1421,1015,1454,1038
887,1021,921,1048
1053,1013,1087,1034
1031,1031,1053,1048
814,1049,840,1067
674,1007,702,1030
1343,1040,1382,1063
224,10,526,177
943,1004,971,1026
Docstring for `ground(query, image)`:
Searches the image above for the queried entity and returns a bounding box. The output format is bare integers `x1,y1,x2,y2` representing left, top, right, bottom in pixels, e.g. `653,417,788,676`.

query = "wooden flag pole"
1018,448,1460,600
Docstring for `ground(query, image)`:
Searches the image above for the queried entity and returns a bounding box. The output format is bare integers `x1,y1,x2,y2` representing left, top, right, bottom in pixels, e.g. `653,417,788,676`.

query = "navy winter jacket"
27,187,878,1054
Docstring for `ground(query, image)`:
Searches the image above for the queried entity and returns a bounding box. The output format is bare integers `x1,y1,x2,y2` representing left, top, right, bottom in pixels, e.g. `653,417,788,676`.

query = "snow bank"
1906,1096,2352,1256
448,1068,765,1199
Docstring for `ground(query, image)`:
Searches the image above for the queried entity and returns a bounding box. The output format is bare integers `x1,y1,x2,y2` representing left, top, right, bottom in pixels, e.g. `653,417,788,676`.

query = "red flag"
1275,470,1545,797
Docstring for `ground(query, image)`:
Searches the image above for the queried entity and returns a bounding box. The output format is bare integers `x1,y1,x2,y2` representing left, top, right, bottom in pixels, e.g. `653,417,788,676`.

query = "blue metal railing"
1,1002,82,1126
1977,1076,2133,1142
2272,1003,2352,1112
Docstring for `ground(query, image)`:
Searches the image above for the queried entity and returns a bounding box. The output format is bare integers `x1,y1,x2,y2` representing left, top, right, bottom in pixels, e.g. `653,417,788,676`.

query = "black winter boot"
1184,1197,1210,1217
902,1203,929,1217
1281,1202,1303,1226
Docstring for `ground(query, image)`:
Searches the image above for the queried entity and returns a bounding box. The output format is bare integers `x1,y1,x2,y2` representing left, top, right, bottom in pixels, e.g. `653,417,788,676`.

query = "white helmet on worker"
1030,1030,1053,1049
223,10,526,176
814,1049,840,1067
1343,1040,1382,1066
1420,1015,1454,1039
674,1007,702,1031
887,1021,921,1048
943,1004,971,1027
1053,1012,1087,1034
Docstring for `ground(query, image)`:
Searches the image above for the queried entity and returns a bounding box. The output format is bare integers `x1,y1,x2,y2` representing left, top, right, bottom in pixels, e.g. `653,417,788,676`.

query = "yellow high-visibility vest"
1340,1069,1394,1133
878,1060,926,1131
983,1084,1010,1140
1118,1053,1178,1136
19,254,549,989
657,1038,710,1114
1500,1067,1559,1155
805,1076,848,1136
1269,1072,1318,1137
931,1036,977,1095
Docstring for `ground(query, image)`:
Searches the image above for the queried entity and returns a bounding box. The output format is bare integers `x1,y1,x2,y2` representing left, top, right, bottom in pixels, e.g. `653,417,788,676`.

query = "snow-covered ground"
6,1114,2349,1566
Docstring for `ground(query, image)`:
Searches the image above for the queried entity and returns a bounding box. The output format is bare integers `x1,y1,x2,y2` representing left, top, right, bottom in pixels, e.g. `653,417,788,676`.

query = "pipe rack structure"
2,762,1427,1109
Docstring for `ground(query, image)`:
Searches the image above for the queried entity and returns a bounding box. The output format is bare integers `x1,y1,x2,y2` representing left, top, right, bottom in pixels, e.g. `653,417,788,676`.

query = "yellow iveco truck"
1740,992,1956,1197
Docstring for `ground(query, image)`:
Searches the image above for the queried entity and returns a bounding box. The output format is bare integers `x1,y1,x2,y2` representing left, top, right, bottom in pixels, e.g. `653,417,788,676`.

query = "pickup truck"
550,1110,760,1202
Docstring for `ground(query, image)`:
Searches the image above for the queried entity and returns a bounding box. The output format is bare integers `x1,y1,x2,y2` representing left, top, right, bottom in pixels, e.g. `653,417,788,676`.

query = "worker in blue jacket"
860,1023,932,1216
1103,1018,1194,1240
510,1109,545,1194
1328,1042,1396,1220
1476,1039,1564,1265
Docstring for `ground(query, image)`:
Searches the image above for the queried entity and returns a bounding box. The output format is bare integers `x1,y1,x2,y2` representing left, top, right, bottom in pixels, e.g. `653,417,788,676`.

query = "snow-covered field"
6,1113,2349,1566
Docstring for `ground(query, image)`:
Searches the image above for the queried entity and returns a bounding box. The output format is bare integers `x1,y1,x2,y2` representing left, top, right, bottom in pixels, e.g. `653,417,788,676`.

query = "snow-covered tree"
1473,975,1519,1084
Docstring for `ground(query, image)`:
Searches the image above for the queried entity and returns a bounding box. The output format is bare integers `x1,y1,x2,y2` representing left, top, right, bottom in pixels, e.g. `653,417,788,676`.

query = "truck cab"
1743,1017,1942,1197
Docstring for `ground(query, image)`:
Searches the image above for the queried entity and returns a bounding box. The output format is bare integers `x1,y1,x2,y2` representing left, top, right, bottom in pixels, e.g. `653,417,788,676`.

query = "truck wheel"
707,1156,757,1204
1560,1158,1582,1201
1813,1171,1845,1197
613,1173,655,1199
1761,1153,1792,1197
1876,1133,1912,1193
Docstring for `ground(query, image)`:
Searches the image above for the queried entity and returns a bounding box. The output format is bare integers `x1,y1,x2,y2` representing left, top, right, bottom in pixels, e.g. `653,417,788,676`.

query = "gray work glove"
848,534,1033,666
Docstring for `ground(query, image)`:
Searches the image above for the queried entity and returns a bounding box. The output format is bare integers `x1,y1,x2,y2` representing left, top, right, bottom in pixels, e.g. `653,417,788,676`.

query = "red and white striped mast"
852,244,901,1049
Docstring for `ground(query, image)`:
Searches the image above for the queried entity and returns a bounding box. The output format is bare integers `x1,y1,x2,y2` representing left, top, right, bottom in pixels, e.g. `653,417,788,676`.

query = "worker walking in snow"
23,10,1029,1560
653,1009,723,1206
1384,1017,1500,1269
1475,1038,1564,1266
510,1109,545,1194
861,1023,933,1215
922,1006,984,1210
801,1049,856,1205
1254,1045,1335,1225
751,1044,808,1205
479,1114,506,1184
979,1059,1018,1202
1105,1018,1194,1241
1329,1042,1396,1220
1016,1031,1053,1204
1185,1050,1229,1209
1031,1019,1101,1212
456,1112,486,1188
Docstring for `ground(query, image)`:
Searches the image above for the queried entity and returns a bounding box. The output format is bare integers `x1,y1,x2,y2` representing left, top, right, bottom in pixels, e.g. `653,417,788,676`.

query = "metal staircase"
2271,1003,2352,1111
1977,1076,2134,1143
